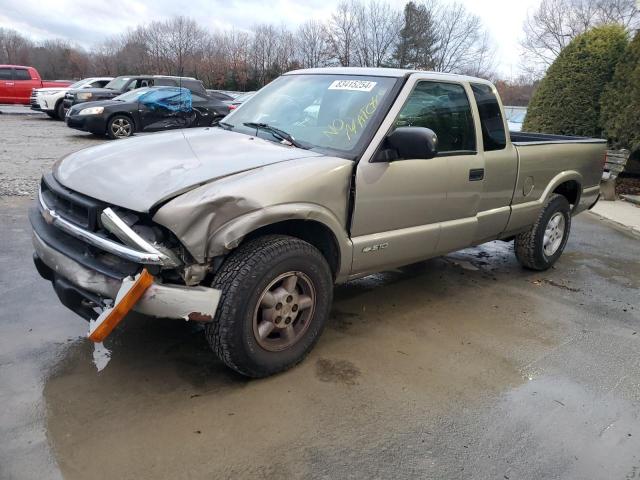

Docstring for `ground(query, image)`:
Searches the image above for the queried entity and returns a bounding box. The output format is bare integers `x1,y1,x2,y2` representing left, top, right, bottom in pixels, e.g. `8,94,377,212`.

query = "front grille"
40,174,105,231
29,96,39,106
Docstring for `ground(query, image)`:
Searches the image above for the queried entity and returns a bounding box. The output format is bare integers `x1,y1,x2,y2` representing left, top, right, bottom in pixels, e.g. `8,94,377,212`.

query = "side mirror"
380,126,438,161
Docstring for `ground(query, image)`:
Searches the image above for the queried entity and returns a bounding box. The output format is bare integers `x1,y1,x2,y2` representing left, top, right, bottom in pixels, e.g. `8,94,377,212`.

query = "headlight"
79,107,104,116
45,90,62,95
77,92,93,100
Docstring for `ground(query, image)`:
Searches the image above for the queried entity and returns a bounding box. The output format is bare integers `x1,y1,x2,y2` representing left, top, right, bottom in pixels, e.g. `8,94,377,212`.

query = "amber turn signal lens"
88,269,154,343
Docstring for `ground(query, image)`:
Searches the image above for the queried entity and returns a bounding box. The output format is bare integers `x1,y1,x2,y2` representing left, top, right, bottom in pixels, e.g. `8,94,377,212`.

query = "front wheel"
205,235,333,377
515,193,571,270
55,101,65,120
107,115,134,139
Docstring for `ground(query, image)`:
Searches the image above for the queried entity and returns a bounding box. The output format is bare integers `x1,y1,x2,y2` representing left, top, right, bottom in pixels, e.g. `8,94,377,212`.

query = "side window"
14,69,31,80
92,80,109,88
470,83,506,151
395,81,476,154
0,68,12,80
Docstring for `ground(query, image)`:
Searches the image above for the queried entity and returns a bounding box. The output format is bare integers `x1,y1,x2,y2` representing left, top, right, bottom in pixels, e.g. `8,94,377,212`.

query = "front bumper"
65,114,107,135
30,187,221,323
33,232,220,322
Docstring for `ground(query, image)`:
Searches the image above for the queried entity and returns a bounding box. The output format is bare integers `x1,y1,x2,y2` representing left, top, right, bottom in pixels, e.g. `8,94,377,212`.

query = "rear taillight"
601,151,607,171
229,105,237,110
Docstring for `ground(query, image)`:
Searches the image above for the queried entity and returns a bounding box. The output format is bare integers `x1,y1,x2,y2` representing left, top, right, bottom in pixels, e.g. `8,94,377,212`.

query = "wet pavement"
1,192,639,479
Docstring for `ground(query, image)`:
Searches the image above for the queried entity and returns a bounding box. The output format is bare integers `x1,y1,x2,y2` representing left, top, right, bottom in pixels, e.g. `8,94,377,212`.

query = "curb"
621,194,640,206
587,210,640,239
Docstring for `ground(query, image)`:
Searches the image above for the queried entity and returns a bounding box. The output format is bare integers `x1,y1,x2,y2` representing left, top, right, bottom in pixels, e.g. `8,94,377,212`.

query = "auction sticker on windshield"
328,80,377,92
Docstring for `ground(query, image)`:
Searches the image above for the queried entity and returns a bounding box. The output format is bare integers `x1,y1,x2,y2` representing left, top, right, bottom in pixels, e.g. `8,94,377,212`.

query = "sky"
0,0,542,78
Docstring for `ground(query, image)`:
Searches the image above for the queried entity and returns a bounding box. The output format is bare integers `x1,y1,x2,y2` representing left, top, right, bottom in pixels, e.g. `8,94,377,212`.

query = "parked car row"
22,73,257,139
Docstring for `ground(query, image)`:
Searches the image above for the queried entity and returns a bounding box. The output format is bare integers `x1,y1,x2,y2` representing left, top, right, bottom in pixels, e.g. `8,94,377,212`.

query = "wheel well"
553,180,580,207
243,220,341,278
107,112,135,130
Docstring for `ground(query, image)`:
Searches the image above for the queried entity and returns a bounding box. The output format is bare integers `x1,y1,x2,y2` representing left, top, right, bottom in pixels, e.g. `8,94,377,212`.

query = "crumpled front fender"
152,156,355,280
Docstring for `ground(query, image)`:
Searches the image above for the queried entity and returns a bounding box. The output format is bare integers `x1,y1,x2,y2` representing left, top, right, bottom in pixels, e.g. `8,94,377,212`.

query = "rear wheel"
515,194,571,270
205,235,333,377
107,115,134,139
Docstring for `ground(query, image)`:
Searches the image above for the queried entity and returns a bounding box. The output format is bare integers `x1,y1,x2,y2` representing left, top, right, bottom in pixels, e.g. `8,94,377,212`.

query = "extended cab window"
14,69,31,80
471,83,506,151
394,81,476,154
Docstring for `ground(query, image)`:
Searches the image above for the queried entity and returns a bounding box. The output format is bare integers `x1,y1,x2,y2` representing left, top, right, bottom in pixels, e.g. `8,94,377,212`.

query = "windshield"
224,74,398,156
114,88,152,102
104,77,131,91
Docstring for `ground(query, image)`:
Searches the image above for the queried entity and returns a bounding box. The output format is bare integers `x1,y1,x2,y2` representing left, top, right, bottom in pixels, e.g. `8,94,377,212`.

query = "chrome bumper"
38,187,178,267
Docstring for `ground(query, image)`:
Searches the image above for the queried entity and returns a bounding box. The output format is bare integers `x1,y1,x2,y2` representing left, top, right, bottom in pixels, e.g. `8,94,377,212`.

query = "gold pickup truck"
31,68,605,377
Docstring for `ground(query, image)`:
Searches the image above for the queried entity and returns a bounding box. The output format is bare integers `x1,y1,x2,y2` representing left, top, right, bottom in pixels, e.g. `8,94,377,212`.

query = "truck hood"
54,128,324,212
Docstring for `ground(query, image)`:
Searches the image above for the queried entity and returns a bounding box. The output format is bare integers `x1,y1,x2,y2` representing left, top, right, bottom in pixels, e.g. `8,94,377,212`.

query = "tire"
515,193,571,270
55,101,65,120
106,115,134,139
45,111,56,119
205,235,333,377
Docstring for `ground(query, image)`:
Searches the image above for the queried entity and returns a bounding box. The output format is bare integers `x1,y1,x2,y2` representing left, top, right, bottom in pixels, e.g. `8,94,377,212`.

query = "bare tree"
326,0,359,66
0,28,32,65
353,0,402,67
431,2,489,74
522,0,639,75
295,20,330,68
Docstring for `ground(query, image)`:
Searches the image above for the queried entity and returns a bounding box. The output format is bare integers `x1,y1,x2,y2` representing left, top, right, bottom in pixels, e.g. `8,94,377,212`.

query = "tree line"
0,0,495,90
1,0,636,98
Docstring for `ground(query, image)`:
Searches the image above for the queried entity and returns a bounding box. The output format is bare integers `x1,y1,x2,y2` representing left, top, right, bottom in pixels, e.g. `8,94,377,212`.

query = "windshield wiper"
218,121,234,130
243,122,307,149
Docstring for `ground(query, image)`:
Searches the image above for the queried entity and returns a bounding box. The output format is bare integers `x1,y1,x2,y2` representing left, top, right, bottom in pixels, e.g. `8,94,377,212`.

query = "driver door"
350,77,483,276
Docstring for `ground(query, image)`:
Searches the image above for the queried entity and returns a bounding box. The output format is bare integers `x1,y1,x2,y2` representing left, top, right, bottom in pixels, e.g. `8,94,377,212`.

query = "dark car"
205,90,234,102
65,86,230,139
62,75,207,112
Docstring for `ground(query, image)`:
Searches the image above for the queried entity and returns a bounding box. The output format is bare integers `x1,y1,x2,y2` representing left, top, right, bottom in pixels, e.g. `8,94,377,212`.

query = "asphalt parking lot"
1,112,640,480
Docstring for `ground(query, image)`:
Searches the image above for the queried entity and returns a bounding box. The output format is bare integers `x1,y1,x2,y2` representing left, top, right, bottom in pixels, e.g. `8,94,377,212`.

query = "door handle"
469,168,484,181
6,82,14,86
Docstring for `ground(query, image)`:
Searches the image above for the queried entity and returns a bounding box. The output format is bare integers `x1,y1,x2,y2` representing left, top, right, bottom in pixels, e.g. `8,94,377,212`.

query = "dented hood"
54,128,323,212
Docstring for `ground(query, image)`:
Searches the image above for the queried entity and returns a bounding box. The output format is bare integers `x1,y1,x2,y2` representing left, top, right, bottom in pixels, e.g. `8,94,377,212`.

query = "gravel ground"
0,113,107,196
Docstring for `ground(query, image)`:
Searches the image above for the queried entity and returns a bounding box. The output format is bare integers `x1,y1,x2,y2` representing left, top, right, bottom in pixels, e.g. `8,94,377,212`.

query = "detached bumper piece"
88,269,155,342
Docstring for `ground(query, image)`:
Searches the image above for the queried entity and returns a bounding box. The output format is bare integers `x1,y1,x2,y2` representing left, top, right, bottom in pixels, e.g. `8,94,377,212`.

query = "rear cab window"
14,69,31,80
470,83,506,151
0,68,12,80
394,81,476,155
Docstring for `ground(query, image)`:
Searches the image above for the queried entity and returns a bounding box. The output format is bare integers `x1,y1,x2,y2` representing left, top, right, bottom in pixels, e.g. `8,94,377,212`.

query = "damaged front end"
30,173,221,338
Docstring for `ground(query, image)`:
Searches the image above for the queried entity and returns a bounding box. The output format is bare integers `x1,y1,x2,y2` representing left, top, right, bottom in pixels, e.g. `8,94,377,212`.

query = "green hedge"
523,25,628,137
600,31,640,151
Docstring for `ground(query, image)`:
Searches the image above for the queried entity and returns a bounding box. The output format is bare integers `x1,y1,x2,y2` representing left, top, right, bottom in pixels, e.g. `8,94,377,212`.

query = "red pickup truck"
0,65,71,104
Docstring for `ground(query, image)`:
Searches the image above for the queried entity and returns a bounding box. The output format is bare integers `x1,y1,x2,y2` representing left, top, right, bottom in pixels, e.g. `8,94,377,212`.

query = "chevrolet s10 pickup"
30,68,605,377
